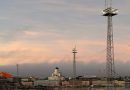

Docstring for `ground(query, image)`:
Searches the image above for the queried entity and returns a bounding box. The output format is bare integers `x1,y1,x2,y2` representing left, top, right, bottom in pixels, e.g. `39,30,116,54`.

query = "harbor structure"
72,46,77,80
102,0,118,89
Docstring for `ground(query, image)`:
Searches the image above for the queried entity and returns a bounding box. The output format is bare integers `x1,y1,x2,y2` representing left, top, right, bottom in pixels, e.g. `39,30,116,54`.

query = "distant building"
48,67,65,80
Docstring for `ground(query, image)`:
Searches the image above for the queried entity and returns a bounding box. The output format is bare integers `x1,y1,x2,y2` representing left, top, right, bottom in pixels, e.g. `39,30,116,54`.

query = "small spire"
72,45,77,53
105,0,107,8
105,0,113,8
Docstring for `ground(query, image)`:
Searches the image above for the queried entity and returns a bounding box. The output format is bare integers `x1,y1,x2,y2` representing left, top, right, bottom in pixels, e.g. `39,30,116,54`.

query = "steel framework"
103,4,118,90
72,47,77,79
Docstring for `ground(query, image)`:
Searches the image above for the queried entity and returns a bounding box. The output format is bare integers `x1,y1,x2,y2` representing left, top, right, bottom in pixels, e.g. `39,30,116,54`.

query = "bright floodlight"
102,7,118,16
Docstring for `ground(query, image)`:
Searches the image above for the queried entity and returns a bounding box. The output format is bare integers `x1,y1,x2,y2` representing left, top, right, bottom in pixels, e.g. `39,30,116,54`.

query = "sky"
0,0,129,77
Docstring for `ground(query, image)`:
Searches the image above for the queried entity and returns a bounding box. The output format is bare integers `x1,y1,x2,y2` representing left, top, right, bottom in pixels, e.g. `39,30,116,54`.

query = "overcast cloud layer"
0,61,130,78
0,0,129,76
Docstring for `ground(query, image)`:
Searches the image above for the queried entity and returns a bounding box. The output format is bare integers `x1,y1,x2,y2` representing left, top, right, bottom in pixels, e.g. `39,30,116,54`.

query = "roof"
0,72,13,78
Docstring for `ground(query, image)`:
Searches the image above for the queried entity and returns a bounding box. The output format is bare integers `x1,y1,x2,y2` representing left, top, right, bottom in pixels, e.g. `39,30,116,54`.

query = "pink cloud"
0,39,129,65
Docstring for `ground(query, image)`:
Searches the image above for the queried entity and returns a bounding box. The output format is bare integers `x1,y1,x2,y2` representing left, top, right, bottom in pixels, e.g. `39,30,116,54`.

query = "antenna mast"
102,0,118,90
72,46,77,79
16,64,19,77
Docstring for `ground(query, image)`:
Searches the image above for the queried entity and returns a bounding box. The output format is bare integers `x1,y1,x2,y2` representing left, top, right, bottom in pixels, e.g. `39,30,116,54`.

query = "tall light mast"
102,0,118,89
72,46,77,79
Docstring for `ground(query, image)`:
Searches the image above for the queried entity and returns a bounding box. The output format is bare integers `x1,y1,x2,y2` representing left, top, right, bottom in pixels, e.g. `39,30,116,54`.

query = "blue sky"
0,0,129,65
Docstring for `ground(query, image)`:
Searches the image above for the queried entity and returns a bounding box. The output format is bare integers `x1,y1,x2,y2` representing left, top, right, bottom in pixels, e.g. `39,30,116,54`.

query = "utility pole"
102,0,118,90
16,64,19,77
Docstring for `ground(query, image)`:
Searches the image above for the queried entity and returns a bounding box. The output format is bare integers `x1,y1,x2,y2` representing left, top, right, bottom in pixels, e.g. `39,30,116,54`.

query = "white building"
48,67,65,80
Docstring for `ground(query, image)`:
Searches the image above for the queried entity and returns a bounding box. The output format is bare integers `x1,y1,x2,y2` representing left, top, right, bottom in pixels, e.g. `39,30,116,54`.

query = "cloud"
0,0,129,66
1,60,130,77
24,31,41,36
0,37,129,65
23,30,59,37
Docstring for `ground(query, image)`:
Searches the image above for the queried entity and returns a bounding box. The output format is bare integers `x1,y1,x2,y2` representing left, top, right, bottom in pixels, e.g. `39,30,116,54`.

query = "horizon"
0,0,129,77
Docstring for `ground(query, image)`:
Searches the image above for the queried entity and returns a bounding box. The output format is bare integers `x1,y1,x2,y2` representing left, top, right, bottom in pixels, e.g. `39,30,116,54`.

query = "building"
48,67,65,81
0,72,13,78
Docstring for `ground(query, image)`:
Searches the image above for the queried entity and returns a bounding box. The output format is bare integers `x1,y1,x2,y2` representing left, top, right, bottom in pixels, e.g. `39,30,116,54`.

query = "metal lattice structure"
102,0,118,90
72,47,77,79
